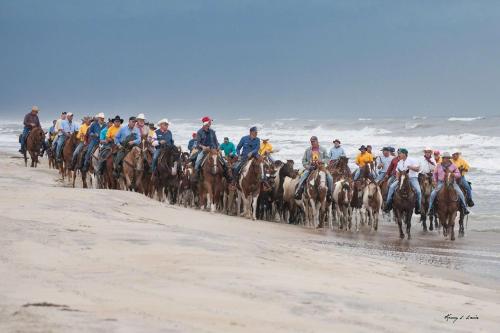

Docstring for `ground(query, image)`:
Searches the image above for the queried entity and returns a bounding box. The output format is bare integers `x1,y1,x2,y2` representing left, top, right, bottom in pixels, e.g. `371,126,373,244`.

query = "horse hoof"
459,231,464,237
400,233,404,239
407,235,411,240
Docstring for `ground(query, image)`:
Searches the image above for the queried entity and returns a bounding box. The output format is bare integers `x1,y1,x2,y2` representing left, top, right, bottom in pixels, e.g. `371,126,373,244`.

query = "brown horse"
303,164,330,228
24,127,44,167
178,159,195,208
436,169,460,241
155,145,181,203
393,170,415,239
72,144,92,188
328,156,351,183
94,145,118,189
121,146,144,193
141,142,155,198
333,178,352,230
60,132,78,181
237,156,265,219
199,149,225,213
419,172,437,231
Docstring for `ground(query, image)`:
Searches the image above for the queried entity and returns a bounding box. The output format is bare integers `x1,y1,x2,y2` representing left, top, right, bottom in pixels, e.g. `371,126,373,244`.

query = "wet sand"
1,152,499,332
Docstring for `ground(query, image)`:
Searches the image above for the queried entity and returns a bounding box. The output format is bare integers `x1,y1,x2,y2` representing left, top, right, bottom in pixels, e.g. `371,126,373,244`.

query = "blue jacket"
153,129,174,147
196,127,219,149
187,138,197,151
88,121,106,144
237,135,260,160
114,126,141,145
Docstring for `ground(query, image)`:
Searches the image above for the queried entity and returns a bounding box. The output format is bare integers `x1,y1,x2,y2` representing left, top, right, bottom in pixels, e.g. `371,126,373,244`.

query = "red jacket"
386,157,399,177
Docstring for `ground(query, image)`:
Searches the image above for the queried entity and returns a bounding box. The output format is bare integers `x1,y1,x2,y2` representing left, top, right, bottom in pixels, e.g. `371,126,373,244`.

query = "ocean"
2,115,499,231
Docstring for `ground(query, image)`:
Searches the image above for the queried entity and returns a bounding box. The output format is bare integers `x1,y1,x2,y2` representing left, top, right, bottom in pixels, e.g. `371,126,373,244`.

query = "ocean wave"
358,118,371,121
448,117,485,122
276,118,297,121
237,118,251,121
404,122,423,129
412,116,427,120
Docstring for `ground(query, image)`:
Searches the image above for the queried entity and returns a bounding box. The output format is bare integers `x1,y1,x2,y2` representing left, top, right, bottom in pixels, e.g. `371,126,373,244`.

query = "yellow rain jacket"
76,123,89,142
452,157,470,175
355,152,373,167
259,142,273,156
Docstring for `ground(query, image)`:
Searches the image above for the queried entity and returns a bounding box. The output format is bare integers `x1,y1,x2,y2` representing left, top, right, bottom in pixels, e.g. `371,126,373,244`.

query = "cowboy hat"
136,113,145,120
452,150,461,155
433,150,441,155
333,139,341,144
423,147,433,152
262,138,269,142
157,118,169,126
31,105,39,112
442,152,452,158
381,147,390,151
358,145,367,151
95,112,105,119
111,115,124,123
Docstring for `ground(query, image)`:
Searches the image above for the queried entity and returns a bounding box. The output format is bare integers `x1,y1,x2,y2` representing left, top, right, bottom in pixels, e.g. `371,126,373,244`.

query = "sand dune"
0,152,499,332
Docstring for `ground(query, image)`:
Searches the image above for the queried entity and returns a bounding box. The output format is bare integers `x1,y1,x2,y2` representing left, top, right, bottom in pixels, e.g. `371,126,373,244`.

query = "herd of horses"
23,129,467,241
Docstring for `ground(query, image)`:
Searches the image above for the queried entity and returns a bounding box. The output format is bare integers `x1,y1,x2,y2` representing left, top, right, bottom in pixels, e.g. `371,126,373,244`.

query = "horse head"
398,170,411,194
445,168,455,188
206,149,222,176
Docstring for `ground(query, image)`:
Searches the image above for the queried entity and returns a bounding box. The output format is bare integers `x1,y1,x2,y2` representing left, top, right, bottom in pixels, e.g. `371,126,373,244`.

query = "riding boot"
383,201,392,213
414,205,421,215
294,184,304,200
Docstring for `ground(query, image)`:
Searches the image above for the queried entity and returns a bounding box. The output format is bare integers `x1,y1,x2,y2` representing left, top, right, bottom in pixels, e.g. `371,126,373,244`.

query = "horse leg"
421,211,428,232
373,209,379,231
459,211,465,237
72,169,77,188
251,194,258,220
406,211,412,240
450,212,457,241
396,214,404,239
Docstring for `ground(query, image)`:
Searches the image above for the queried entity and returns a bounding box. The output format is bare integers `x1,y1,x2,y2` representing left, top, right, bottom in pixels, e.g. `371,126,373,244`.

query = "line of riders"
20,105,474,223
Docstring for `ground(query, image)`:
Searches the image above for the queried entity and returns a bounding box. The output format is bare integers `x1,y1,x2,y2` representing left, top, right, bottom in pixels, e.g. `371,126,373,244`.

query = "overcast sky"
1,0,499,120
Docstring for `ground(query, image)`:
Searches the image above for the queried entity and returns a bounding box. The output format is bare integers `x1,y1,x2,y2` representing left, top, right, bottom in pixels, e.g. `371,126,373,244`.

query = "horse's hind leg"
406,212,412,240
421,213,428,232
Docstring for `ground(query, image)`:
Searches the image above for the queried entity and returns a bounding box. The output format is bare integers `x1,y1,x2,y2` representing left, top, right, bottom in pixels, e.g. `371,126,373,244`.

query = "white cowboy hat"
31,105,39,112
95,112,105,119
136,113,145,120
156,118,169,126
452,150,461,155
67,112,73,116
423,147,433,152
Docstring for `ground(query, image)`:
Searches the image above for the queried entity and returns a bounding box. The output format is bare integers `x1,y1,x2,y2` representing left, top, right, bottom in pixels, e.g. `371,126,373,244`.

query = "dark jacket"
196,127,219,149
236,135,260,160
23,112,40,129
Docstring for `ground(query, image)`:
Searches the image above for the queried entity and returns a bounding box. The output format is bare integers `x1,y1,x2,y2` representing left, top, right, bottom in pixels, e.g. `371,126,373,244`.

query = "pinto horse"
121,146,144,193
393,170,415,239
24,127,44,167
199,149,224,213
436,169,460,241
238,156,265,220
362,179,382,231
328,156,351,183
303,164,331,228
333,178,353,230
155,145,181,203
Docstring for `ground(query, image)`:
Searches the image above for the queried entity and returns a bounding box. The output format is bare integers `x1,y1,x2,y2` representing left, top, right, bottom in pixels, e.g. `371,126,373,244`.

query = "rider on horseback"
19,106,42,155
220,137,237,157
328,139,345,164
259,138,274,163
233,126,261,180
452,151,474,207
113,116,141,178
96,115,122,175
82,113,106,172
193,116,226,180
375,147,392,182
433,150,442,164
151,118,174,173
69,116,91,170
56,112,77,163
294,136,334,200
187,132,197,153
427,152,469,215
353,145,375,180
384,148,422,215
420,147,436,174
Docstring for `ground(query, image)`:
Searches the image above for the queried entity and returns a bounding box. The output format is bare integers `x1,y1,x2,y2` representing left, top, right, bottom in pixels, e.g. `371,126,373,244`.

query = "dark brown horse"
72,144,92,188
141,141,155,198
436,169,460,241
393,170,415,239
24,127,44,167
155,145,181,203
419,172,437,231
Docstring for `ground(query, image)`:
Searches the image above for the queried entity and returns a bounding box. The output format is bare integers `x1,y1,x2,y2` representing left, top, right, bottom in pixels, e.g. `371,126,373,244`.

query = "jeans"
295,169,334,194
428,181,466,211
72,142,84,164
152,148,160,172
83,140,98,169
20,127,30,151
195,151,205,171
460,176,472,200
376,171,386,182
386,176,422,210
353,167,376,180
55,135,65,161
